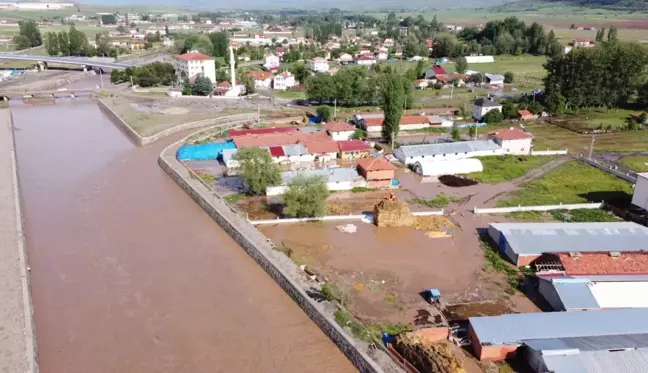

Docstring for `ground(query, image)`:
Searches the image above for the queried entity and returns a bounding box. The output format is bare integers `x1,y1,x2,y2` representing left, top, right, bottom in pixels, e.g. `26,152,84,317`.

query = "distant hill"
541,0,648,10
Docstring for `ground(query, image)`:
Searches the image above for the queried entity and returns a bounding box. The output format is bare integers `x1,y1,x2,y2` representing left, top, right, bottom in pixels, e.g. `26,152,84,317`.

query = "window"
521,148,524,151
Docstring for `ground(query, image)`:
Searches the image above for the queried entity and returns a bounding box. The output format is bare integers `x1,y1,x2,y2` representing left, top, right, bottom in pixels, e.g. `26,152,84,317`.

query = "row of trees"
110,62,176,87
44,26,89,56
13,20,42,50
180,32,229,58
543,41,648,113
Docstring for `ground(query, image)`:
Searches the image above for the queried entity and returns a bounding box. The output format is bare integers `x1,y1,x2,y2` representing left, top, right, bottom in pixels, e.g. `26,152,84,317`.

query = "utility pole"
450,83,454,99
588,135,596,159
129,75,133,88
391,130,395,151
100,70,104,89
256,95,260,125
334,97,337,119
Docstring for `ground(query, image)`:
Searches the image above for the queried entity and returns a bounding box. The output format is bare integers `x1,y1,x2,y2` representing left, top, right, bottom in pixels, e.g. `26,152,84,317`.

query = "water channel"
11,81,355,372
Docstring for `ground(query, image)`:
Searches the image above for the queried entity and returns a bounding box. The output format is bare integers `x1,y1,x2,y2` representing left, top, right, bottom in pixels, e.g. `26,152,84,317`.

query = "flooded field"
11,97,354,373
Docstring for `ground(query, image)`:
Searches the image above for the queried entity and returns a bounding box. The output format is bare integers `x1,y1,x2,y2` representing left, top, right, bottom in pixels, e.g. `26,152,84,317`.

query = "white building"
273,71,296,90
413,158,483,177
488,128,534,155
393,140,503,165
356,55,376,66
174,51,216,85
472,98,503,121
310,57,329,73
266,167,366,196
10,2,74,9
324,122,356,141
263,53,280,70
249,71,273,89
484,73,505,86
464,55,495,64
338,53,354,64
632,172,648,211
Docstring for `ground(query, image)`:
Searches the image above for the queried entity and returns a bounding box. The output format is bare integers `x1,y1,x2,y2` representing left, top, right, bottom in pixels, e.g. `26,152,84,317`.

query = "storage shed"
266,167,366,196
393,140,502,165
413,158,483,176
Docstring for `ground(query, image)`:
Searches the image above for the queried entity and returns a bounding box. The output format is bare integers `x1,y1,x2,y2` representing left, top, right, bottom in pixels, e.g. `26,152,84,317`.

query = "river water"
11,92,354,372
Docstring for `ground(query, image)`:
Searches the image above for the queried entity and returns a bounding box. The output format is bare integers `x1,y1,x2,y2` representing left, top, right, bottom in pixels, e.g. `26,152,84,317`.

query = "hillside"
541,0,648,10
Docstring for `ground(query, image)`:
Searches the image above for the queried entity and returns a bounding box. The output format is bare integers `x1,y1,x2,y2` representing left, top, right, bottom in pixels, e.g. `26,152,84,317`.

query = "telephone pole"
588,135,596,159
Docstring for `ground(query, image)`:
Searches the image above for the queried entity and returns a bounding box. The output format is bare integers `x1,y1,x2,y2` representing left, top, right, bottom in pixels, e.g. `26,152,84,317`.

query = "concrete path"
0,108,35,373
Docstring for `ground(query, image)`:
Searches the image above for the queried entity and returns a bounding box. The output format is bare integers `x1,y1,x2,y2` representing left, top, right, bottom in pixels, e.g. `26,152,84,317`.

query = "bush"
434,82,444,90
504,71,514,84
482,109,504,124
283,175,329,217
234,148,281,195
316,105,332,122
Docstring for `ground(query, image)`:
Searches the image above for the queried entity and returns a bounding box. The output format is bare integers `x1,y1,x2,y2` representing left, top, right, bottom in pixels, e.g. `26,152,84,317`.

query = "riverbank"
0,108,37,373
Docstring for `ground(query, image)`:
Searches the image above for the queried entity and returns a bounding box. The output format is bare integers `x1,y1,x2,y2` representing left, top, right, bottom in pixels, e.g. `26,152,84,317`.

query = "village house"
356,157,396,188
263,53,280,71
273,71,296,90
484,73,505,86
413,79,429,89
338,53,354,65
266,168,366,196
424,65,448,80
174,51,216,85
355,55,377,66
324,121,356,141
248,71,273,89
472,98,503,121
376,47,389,60
517,109,537,121
310,57,329,73
338,140,374,160
303,140,339,162
393,140,502,165
488,128,534,155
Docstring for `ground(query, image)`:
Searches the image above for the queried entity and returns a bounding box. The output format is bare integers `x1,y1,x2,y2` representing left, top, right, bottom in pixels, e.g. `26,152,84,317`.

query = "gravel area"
0,108,34,373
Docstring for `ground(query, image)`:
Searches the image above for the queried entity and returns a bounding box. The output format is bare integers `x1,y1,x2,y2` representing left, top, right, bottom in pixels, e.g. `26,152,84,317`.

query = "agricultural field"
619,156,648,172
526,122,648,153
467,155,558,183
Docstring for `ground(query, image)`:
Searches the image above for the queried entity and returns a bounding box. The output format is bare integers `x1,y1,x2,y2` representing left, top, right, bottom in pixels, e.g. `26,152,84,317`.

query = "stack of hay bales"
395,332,466,373
374,199,416,227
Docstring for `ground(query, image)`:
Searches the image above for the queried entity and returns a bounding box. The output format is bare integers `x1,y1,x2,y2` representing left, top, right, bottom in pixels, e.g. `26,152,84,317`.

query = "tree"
607,26,618,42
451,126,460,140
502,101,518,119
469,73,483,85
317,105,332,122
283,175,328,218
209,31,229,57
351,129,366,140
182,77,192,95
432,33,457,58
12,35,30,50
192,75,213,96
14,20,42,49
116,25,126,33
596,28,606,42
455,57,468,74
67,26,88,56
290,63,310,85
459,101,471,119
57,31,70,56
640,112,647,125
101,14,117,24
482,109,504,124
380,73,405,141
504,71,514,84
129,22,136,29
234,148,281,195
241,74,255,95
44,32,59,56
110,70,124,84
468,125,477,139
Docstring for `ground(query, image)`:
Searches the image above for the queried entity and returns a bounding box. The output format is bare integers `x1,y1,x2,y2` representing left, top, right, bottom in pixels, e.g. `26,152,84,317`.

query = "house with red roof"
424,65,448,80
517,109,538,121
356,157,396,188
174,51,216,85
488,128,534,155
359,115,432,133
304,141,339,161
232,130,330,149
338,140,374,160
355,55,377,66
248,71,274,89
323,121,356,141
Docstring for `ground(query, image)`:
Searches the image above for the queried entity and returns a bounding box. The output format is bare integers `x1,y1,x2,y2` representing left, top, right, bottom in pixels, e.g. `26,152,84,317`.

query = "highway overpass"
0,54,137,70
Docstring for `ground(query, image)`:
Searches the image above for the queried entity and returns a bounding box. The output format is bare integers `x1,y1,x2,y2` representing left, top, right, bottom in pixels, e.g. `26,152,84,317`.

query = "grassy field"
444,54,547,80
526,122,648,153
554,108,638,130
498,160,633,206
467,155,557,183
619,156,648,172
274,90,306,99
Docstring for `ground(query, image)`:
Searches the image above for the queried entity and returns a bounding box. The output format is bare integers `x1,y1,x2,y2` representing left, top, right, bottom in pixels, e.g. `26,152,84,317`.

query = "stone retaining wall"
158,137,384,373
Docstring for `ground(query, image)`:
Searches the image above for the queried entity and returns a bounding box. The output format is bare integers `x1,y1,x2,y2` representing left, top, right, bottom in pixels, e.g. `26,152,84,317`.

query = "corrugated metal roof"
553,281,600,310
469,308,648,345
394,140,501,158
221,148,237,163
525,334,648,352
282,143,307,156
490,222,648,255
543,349,648,373
279,167,362,185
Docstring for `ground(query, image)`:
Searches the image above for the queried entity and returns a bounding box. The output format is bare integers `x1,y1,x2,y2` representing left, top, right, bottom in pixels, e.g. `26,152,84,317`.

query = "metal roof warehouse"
487,222,648,265
393,140,502,165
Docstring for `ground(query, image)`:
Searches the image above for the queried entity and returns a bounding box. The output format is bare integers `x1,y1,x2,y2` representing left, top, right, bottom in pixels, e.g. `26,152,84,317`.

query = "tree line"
110,62,176,87
543,41,648,113
44,26,90,57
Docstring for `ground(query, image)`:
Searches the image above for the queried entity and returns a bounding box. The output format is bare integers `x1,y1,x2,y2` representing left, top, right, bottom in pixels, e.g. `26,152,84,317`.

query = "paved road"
0,53,135,69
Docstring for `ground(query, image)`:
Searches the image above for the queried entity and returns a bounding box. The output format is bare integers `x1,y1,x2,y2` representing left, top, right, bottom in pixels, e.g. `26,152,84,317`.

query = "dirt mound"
438,175,478,187
374,200,416,227
395,332,466,373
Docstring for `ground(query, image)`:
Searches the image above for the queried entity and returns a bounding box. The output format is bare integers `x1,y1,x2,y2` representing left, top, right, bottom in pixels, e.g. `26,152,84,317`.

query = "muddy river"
11,93,354,372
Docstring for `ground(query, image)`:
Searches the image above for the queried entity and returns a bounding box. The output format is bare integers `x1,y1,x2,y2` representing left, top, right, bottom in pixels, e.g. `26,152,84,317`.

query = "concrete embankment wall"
0,109,38,373
158,137,384,373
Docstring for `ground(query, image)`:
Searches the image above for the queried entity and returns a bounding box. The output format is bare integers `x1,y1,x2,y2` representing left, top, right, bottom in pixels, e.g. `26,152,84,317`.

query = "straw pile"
395,332,466,373
373,199,416,227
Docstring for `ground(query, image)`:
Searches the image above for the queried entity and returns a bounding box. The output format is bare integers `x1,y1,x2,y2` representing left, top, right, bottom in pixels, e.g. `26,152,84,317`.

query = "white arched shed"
413,158,483,177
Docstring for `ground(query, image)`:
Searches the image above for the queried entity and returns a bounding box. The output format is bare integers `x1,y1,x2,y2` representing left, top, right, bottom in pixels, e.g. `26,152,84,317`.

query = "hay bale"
395,332,466,373
374,200,416,227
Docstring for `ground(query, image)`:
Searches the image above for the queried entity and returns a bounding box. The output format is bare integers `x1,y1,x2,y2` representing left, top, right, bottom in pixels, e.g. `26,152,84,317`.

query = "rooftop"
249,71,273,80
470,308,648,346
490,222,648,256
547,277,648,310
394,140,501,158
175,52,214,61
304,140,339,154
430,65,447,75
232,131,330,148
228,127,297,137
557,252,648,276
338,140,374,152
474,98,502,107
279,167,363,185
488,128,534,140
356,157,396,171
323,121,355,132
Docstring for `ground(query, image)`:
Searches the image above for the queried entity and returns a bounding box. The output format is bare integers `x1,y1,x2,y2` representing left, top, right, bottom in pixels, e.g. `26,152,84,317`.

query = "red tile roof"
233,131,330,148
249,71,273,80
338,140,373,152
488,129,534,140
268,146,285,157
558,253,648,276
363,117,384,127
356,157,396,171
518,110,535,118
400,115,431,125
357,55,376,61
431,66,447,75
175,52,214,61
324,121,355,132
228,127,298,137
304,140,339,154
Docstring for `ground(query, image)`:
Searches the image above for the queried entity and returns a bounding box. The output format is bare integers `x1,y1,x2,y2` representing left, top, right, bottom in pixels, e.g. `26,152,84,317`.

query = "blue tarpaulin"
177,141,236,161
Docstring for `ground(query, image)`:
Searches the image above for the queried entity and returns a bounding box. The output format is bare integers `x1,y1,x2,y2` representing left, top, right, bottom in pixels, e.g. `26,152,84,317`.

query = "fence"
531,149,568,156
578,157,638,183
250,209,445,225
473,202,603,214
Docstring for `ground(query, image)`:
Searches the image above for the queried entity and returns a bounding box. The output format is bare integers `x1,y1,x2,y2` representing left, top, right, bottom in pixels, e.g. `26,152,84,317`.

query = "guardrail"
473,202,603,214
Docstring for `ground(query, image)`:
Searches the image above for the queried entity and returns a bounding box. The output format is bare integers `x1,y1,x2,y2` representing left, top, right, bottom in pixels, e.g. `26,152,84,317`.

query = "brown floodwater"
11,97,355,373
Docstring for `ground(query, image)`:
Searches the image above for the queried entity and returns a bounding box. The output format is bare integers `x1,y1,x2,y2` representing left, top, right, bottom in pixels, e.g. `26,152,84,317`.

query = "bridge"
0,54,137,70
0,89,99,100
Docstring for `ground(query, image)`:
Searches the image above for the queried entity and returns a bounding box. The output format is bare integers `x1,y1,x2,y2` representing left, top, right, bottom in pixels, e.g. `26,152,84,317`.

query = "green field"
619,156,648,172
274,90,306,99
526,122,648,153
498,160,633,206
444,55,547,80
467,155,557,183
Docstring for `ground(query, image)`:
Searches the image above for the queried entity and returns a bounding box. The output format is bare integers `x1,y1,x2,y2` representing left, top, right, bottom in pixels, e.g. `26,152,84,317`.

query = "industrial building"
413,158,483,177
393,140,502,165
468,308,648,362
487,222,648,266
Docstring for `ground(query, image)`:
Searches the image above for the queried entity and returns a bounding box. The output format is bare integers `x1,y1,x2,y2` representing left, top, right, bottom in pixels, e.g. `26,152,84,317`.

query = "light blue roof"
279,167,362,185
490,222,648,255
553,281,600,310
469,308,648,345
